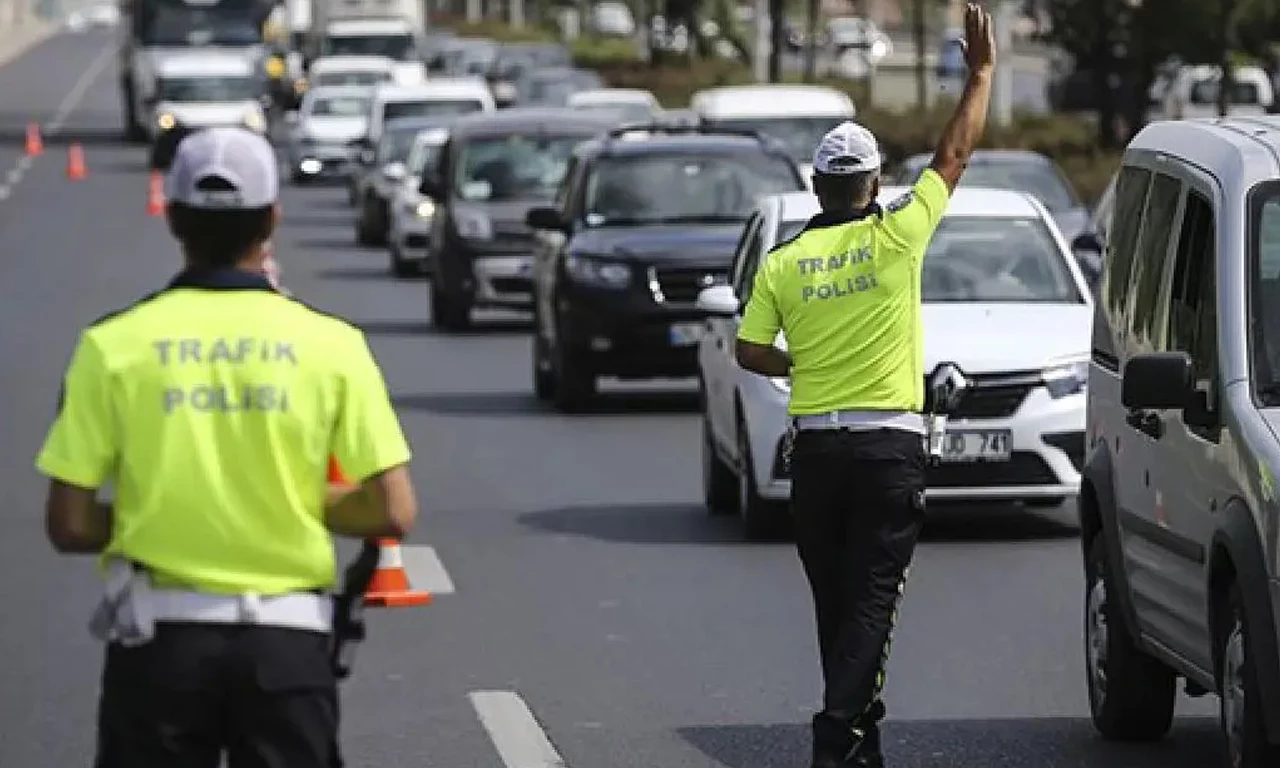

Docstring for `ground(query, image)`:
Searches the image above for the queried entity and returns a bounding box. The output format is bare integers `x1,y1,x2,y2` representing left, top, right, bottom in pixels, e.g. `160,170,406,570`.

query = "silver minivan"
1081,116,1280,766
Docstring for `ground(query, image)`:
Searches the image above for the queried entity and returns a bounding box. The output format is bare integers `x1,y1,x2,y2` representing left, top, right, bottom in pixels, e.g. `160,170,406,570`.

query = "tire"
356,196,382,246
701,403,737,516
1221,584,1280,768
390,245,415,278
736,416,787,540
551,329,594,413
531,329,554,401
429,277,470,331
1084,536,1177,740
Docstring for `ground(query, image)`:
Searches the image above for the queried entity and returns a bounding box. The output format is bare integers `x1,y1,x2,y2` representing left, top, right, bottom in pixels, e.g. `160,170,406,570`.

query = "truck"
305,0,425,69
118,0,276,141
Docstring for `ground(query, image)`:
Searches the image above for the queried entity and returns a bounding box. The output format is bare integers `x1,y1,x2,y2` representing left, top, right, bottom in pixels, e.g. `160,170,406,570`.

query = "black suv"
525,124,807,411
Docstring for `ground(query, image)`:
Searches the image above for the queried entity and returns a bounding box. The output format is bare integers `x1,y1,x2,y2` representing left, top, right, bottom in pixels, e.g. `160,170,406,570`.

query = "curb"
0,21,58,67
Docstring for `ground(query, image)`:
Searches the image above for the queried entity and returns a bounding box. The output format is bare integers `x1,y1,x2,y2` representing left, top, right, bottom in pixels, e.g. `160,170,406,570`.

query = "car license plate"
941,429,1012,462
669,322,704,346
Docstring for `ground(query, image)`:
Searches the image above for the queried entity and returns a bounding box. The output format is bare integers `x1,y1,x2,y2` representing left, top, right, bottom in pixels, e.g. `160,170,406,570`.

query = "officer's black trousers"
790,428,926,759
94,622,341,768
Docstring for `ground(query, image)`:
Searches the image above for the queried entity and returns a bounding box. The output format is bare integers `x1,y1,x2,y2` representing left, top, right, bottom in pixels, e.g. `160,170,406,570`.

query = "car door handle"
1125,410,1164,440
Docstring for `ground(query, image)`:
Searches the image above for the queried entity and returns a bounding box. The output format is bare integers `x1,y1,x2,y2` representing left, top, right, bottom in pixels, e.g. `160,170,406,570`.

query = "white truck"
118,0,275,141
306,0,425,74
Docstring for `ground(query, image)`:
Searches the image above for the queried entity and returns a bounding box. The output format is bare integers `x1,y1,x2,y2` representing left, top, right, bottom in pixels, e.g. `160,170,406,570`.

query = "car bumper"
292,145,355,181
390,213,432,265
472,254,534,308
744,385,1085,504
562,293,707,379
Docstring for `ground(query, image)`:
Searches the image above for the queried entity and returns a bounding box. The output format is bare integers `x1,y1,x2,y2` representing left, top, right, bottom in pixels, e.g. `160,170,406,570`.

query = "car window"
407,137,445,176
158,75,258,102
1251,191,1280,397
1102,166,1153,321
953,159,1079,211
314,71,390,87
1190,78,1261,106
377,128,420,164
384,99,484,121
327,34,415,59
1166,190,1218,430
1128,173,1182,348
309,95,369,116
921,216,1081,303
1093,176,1116,242
582,152,802,226
729,215,762,297
452,133,587,202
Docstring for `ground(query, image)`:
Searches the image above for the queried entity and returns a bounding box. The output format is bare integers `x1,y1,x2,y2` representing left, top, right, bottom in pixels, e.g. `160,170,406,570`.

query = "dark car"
486,42,571,107
895,149,1090,242
524,124,807,411
353,116,457,246
417,108,624,329
516,67,604,108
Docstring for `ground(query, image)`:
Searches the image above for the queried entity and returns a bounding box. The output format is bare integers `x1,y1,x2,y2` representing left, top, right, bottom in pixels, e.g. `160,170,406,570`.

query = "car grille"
927,451,1058,487
932,372,1038,419
649,265,728,305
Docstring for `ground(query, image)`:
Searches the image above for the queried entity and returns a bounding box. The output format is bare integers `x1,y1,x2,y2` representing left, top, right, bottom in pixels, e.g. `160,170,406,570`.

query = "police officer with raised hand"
733,5,995,767
36,126,418,768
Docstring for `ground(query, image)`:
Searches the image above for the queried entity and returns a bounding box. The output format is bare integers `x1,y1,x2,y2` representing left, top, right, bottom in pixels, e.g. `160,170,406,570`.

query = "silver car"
386,128,449,277
1081,116,1280,767
353,116,454,247
285,86,372,184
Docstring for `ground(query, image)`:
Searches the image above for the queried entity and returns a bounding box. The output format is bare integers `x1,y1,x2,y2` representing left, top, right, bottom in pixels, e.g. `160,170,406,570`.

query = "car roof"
580,130,785,158
903,149,1052,168
447,107,622,136
374,79,489,101
1125,116,1280,191
310,55,395,72
383,116,457,132
772,186,1044,222
157,54,254,77
305,84,373,99
691,85,854,117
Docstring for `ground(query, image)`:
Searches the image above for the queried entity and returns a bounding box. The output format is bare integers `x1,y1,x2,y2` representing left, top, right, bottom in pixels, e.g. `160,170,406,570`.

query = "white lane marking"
469,690,568,768
6,167,21,185
0,186,10,200
400,544,455,595
15,155,32,172
46,41,116,135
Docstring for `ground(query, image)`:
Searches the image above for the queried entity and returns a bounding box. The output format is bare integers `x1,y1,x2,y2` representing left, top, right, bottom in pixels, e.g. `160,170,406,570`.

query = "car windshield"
314,70,390,87
452,133,586,201
1190,77,1262,106
377,128,423,164
525,72,604,106
920,216,1081,303
143,7,262,46
584,152,801,226
158,76,258,102
1252,189,1280,394
703,116,846,163
327,34,415,60
383,99,484,121
408,136,446,175
309,95,369,116
906,157,1078,211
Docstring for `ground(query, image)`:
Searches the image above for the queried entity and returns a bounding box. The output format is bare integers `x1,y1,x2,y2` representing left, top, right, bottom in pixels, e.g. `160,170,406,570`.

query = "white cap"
166,127,279,210
812,121,882,175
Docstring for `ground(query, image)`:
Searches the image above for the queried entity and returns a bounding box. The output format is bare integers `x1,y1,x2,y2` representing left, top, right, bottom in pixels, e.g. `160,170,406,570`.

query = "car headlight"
565,254,631,288
1042,358,1088,398
243,110,266,132
453,209,493,240
414,199,435,219
156,112,176,130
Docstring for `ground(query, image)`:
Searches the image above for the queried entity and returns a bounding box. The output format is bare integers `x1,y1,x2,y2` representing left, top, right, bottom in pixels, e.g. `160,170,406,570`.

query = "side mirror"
695,284,739,316
526,206,567,232
284,110,299,124
1071,231,1102,255
1121,352,1193,410
419,172,441,198
382,161,407,180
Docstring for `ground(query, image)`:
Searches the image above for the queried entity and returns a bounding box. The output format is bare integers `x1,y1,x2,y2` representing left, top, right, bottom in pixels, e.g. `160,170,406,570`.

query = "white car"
566,88,661,123
697,187,1093,538
304,55,398,91
286,85,372,183
150,54,268,141
387,127,449,277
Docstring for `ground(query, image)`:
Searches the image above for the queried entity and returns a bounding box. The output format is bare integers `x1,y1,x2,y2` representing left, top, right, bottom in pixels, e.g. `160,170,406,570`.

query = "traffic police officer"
734,6,996,766
37,126,419,768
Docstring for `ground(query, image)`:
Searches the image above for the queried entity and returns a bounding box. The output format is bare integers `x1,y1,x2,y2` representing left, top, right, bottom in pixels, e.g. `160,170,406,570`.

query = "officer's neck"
183,248,268,276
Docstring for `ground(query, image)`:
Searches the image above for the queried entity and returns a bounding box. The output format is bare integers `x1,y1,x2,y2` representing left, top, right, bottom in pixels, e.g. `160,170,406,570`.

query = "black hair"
812,170,878,211
167,176,274,268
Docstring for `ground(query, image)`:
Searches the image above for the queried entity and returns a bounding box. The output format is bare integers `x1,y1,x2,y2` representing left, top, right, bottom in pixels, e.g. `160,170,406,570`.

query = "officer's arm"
36,333,117,554
326,333,418,539
929,8,995,192
735,253,791,377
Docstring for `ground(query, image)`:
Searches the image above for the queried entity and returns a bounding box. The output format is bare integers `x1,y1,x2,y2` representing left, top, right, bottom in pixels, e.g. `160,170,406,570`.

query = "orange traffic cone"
146,171,164,216
364,539,432,607
327,456,347,484
66,144,86,180
24,123,42,156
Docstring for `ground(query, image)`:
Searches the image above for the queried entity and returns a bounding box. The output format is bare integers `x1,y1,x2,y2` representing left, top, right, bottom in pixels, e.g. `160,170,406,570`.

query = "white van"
366,80,495,143
690,85,855,177
150,53,268,141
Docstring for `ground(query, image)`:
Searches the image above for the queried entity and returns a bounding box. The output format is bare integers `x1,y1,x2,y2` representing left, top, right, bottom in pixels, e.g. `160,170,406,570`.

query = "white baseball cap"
812,121,882,175
166,127,279,210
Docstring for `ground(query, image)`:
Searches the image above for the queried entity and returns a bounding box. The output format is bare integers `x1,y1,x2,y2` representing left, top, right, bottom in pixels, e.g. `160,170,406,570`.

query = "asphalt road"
0,30,1223,768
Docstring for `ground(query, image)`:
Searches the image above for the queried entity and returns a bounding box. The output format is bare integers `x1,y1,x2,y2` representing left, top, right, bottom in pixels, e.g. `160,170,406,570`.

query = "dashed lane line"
469,690,568,768
400,544,456,596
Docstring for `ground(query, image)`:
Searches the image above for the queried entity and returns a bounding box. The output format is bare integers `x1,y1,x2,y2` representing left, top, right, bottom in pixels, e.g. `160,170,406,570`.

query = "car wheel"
429,275,470,331
1084,536,1177,740
701,395,738,516
390,245,415,278
551,328,594,413
736,414,787,541
531,325,555,401
1221,583,1280,768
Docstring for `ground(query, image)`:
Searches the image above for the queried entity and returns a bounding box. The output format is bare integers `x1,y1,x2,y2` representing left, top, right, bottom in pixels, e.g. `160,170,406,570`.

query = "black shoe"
811,714,884,768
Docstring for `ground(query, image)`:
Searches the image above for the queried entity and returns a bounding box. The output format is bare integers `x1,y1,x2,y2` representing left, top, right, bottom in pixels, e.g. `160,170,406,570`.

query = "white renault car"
285,85,371,183
697,187,1093,538
386,127,449,277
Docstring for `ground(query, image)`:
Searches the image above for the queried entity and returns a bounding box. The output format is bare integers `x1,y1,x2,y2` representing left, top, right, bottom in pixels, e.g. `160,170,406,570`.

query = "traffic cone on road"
66,144,86,180
146,171,164,216
24,123,42,156
364,539,433,608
